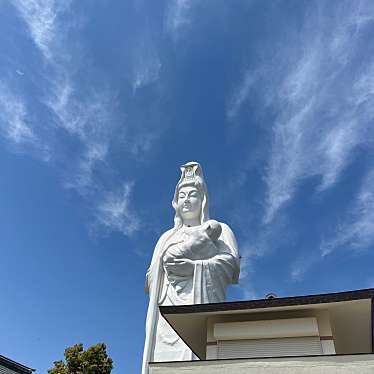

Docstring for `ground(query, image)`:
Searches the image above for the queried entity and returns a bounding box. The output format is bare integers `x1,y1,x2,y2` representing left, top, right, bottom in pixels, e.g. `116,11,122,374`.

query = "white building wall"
149,354,374,374
213,318,319,340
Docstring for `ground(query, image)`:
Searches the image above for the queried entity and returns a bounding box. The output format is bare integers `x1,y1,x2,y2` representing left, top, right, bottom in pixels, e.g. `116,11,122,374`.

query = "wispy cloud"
47,75,115,140
227,70,259,120
228,1,374,224
289,168,374,281
236,215,291,298
132,38,161,92
7,0,140,236
45,74,117,194
0,84,34,144
165,0,195,38
95,183,140,237
289,254,319,282
64,142,108,194
11,1,108,173
238,250,257,300
320,170,374,256
11,0,71,61
0,82,51,160
263,3,374,223
227,1,374,286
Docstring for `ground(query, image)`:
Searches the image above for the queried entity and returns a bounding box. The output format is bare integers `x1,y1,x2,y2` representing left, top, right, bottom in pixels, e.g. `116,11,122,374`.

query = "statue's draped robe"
143,222,240,365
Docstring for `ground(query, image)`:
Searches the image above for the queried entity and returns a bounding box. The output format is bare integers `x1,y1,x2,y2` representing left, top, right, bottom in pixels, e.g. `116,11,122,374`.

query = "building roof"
0,355,35,374
159,288,374,360
160,288,374,315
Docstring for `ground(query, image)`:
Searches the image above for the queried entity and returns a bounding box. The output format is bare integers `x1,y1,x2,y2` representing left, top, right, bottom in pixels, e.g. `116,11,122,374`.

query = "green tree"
48,343,113,374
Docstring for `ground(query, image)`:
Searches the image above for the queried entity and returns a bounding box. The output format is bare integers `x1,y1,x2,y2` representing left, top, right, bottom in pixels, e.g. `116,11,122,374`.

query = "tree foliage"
48,343,113,374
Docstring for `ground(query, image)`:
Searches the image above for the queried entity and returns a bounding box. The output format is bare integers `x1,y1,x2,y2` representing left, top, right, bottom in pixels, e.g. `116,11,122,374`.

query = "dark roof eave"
160,288,374,315
0,355,35,373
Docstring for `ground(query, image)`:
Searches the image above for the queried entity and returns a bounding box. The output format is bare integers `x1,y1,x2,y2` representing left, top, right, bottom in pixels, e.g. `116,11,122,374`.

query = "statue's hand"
164,258,195,276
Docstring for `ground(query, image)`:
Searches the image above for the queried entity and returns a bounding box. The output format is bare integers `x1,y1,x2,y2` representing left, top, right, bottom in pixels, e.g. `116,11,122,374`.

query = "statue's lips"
182,203,192,211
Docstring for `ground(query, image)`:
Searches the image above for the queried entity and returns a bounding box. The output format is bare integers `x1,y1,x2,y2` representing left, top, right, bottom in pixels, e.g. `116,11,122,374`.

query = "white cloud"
8,0,140,237
0,82,50,159
226,1,374,223
44,72,121,197
133,59,161,92
320,170,374,256
132,39,161,92
290,265,303,282
96,183,140,236
289,169,374,281
165,0,195,37
255,1,374,223
227,71,259,120
11,0,114,176
237,242,258,300
225,1,374,283
289,254,319,282
0,84,34,144
64,142,108,194
236,215,291,298
11,0,70,61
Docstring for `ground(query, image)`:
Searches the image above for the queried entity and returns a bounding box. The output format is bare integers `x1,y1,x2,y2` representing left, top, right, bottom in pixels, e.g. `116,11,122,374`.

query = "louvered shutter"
217,336,322,359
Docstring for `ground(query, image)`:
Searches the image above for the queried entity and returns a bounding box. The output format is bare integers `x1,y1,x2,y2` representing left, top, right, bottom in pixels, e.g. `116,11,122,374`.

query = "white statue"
141,162,240,374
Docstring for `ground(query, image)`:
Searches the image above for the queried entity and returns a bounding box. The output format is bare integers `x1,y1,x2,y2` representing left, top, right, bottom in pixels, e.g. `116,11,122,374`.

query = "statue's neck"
182,217,200,227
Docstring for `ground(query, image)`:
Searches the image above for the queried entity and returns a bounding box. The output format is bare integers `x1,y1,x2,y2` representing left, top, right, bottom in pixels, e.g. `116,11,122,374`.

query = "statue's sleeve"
144,229,175,294
218,223,240,283
193,223,240,303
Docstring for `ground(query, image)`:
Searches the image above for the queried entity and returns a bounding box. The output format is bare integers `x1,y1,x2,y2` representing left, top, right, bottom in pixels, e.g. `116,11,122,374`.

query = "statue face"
177,185,202,221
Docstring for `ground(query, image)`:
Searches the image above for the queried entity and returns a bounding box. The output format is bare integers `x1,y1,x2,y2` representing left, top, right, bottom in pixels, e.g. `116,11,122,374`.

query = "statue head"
172,162,209,228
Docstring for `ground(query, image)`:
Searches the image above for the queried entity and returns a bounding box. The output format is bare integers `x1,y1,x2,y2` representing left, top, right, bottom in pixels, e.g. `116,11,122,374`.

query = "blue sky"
1,0,374,372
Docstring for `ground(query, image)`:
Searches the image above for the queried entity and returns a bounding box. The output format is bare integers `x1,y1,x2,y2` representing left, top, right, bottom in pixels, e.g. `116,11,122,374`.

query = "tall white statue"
142,162,240,374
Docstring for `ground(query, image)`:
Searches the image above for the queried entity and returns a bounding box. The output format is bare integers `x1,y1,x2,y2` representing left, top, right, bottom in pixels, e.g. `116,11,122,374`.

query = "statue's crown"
180,161,201,183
